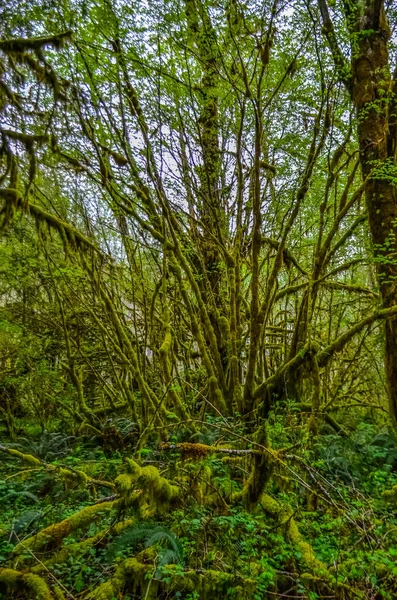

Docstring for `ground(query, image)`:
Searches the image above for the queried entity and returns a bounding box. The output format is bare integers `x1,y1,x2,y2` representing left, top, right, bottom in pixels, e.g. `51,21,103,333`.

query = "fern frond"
1,490,39,503
107,522,184,564
107,521,158,558
145,527,183,559
12,509,42,534
156,548,182,575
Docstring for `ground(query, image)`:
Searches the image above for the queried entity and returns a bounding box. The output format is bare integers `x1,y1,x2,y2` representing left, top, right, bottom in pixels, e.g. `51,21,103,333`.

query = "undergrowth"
1,410,397,600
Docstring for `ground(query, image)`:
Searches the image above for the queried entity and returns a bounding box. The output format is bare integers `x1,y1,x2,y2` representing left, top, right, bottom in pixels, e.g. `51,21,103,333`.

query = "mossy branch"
13,499,121,556
0,443,115,490
0,31,73,54
317,0,352,91
161,442,261,456
317,305,397,366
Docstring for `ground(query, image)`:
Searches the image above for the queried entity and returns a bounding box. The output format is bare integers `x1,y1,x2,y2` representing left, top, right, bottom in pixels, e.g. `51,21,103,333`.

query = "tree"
1,0,394,467
318,0,397,423
1,3,397,598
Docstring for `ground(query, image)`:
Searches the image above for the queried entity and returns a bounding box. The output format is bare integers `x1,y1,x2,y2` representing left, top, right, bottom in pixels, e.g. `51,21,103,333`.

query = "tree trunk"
350,5,397,424
319,0,397,423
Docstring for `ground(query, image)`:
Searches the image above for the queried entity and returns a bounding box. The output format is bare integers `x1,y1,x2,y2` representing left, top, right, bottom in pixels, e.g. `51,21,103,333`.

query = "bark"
350,6,397,424
319,0,397,424
185,0,223,299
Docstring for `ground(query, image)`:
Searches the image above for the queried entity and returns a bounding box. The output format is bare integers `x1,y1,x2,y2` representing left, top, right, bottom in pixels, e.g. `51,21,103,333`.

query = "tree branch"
317,0,352,92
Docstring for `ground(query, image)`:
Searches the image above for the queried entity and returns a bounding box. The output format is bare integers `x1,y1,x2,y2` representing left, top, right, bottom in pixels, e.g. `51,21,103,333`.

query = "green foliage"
9,431,75,461
108,522,184,579
2,0,397,598
317,423,397,491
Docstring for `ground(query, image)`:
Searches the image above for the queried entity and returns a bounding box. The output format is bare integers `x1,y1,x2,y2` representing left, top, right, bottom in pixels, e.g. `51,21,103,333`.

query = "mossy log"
89,556,259,600
13,499,121,556
0,568,53,600
161,442,260,456
31,519,135,573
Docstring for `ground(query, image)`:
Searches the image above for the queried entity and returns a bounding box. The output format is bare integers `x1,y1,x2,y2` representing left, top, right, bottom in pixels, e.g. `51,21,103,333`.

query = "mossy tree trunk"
319,0,397,423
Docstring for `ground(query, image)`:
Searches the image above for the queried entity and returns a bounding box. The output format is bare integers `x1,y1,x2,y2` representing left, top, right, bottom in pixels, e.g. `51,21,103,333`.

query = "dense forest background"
1,0,397,598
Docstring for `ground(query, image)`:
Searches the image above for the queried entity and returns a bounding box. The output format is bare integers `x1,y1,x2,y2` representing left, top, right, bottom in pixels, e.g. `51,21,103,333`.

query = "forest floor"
1,411,397,600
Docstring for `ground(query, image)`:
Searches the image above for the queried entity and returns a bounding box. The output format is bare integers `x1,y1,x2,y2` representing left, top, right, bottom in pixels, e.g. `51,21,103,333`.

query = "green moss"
115,473,134,494
14,500,120,555
0,445,41,466
383,485,397,503
58,467,89,488
0,568,53,599
118,458,180,511
52,586,67,600
32,520,136,573
87,555,153,599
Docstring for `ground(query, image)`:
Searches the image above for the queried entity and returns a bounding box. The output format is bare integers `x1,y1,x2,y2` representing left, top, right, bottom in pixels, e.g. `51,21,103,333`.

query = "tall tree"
318,0,397,423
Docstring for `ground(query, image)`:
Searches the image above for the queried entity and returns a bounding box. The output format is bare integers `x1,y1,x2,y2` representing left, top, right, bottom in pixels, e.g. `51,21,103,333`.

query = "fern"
12,509,43,535
107,521,154,557
157,548,180,568
1,490,39,504
156,548,182,577
190,428,219,446
215,529,244,556
107,417,137,438
8,431,75,461
107,522,184,569
145,526,184,558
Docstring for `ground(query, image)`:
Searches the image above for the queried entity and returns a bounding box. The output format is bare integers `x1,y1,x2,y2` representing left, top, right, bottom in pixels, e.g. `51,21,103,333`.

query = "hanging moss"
0,186,99,254
115,459,180,511
218,315,230,344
